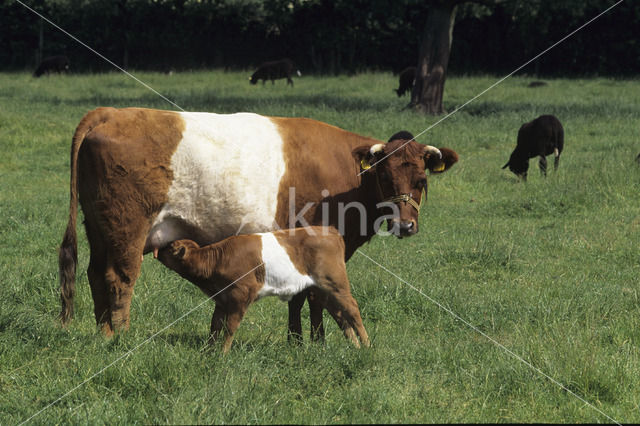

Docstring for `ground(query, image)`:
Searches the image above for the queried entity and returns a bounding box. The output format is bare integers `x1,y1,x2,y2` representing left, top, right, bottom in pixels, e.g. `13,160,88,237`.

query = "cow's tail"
59,107,113,325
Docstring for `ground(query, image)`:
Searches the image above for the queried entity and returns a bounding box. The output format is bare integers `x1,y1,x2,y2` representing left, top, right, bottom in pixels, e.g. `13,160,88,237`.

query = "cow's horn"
369,143,385,155
424,145,442,159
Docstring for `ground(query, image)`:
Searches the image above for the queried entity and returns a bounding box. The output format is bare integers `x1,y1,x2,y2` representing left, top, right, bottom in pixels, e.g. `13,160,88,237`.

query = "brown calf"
157,226,370,352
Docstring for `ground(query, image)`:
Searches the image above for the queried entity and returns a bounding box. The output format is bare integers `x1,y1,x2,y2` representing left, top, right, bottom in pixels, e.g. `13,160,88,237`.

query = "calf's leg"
221,302,248,353
209,303,227,345
314,271,369,348
323,290,370,348
209,300,249,353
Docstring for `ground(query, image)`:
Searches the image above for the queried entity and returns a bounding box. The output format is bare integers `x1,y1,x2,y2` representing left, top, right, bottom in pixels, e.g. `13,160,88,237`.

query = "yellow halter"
374,170,425,213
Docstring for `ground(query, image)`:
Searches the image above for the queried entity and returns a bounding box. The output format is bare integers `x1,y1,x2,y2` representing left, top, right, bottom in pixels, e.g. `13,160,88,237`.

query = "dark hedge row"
2,0,638,76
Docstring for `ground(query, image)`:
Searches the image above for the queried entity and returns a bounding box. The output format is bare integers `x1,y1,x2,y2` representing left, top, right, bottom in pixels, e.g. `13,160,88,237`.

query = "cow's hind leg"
87,253,111,335
538,155,548,177
96,216,149,333
85,233,144,335
84,213,114,335
105,240,145,332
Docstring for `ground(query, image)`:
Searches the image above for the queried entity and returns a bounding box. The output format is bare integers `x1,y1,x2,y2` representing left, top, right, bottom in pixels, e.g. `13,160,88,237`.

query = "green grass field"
1,70,639,423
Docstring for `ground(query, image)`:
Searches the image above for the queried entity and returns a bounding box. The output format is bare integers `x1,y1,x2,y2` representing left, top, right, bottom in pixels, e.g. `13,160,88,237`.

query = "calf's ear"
426,147,458,173
352,143,385,171
170,242,188,259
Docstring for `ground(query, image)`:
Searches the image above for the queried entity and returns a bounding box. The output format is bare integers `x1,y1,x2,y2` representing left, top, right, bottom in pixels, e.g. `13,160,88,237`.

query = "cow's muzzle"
389,219,418,238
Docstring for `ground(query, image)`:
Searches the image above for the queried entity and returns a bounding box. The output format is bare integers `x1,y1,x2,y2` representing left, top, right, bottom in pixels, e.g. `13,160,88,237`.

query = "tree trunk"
117,0,129,69
37,18,44,66
411,1,458,115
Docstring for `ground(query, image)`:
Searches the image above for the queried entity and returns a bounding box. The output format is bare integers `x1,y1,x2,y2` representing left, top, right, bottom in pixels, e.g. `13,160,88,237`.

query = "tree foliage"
0,0,638,75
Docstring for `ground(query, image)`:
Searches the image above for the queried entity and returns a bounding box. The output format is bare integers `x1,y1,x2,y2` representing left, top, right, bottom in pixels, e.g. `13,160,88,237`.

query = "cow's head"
249,74,258,85
502,152,528,181
353,132,458,238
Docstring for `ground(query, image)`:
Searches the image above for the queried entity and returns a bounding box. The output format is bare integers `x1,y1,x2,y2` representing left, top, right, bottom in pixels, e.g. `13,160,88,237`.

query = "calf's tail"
59,107,113,324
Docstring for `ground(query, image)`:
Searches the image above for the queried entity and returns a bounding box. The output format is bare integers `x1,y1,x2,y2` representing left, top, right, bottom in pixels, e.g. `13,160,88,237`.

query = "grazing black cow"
249,59,301,87
34,55,70,77
395,66,416,97
502,114,564,181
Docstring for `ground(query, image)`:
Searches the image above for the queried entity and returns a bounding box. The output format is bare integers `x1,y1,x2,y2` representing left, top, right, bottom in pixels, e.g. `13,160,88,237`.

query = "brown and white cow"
59,107,458,337
157,226,369,352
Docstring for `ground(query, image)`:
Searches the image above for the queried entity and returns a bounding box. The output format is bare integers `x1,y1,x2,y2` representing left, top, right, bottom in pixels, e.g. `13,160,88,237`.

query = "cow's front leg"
287,292,305,343
308,290,326,342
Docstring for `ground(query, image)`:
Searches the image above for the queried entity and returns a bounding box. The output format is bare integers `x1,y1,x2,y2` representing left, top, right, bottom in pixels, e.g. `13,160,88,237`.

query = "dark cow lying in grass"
34,55,70,77
250,59,301,87
157,227,370,352
395,66,416,97
502,114,564,180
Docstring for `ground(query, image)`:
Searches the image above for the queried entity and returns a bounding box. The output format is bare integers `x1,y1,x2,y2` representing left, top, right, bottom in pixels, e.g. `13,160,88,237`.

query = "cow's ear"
353,143,385,171
425,147,458,173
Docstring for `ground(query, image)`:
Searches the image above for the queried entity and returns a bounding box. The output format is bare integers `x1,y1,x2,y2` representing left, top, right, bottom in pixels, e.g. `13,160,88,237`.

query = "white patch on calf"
147,112,286,250
257,233,315,301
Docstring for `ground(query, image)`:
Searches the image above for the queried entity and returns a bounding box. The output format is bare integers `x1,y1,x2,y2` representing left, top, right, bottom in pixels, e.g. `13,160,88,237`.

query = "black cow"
34,55,70,77
249,59,301,87
395,66,416,97
502,115,564,181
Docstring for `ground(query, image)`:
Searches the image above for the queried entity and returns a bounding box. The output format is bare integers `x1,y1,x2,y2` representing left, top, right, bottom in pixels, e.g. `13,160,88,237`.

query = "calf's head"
157,239,201,275
353,132,458,237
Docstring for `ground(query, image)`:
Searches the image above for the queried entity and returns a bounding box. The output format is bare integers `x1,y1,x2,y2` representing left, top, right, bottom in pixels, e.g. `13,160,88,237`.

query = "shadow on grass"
31,90,400,115
458,100,638,118
157,331,208,349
